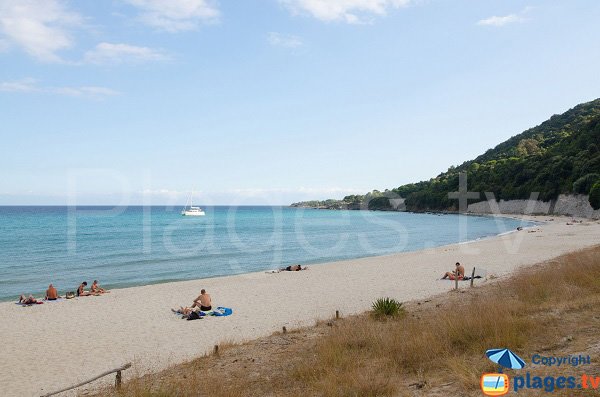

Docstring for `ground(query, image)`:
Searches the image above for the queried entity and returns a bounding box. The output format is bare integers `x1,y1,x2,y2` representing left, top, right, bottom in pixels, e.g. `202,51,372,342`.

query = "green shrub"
372,297,404,317
590,182,600,210
573,173,600,194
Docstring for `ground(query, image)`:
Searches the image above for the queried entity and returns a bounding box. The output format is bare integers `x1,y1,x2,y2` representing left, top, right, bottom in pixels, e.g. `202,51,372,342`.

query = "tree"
573,173,600,194
589,182,600,210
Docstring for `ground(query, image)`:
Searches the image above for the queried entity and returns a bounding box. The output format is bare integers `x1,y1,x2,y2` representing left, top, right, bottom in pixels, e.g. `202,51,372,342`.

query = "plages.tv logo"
481,348,526,396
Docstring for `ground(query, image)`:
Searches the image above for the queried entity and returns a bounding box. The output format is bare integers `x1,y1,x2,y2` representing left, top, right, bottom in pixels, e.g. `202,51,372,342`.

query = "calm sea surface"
0,206,532,301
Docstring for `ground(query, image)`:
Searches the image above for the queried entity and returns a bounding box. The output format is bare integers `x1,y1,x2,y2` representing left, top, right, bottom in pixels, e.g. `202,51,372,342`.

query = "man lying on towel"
442,262,465,280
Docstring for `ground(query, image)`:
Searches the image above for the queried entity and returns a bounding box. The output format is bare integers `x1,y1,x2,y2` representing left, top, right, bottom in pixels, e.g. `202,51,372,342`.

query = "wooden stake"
41,363,131,397
282,326,287,334
115,370,122,389
335,310,340,319
214,345,219,355
470,267,476,288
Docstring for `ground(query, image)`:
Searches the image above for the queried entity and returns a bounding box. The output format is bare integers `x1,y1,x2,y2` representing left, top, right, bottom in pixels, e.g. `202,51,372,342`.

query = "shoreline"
0,211,531,303
1,215,599,396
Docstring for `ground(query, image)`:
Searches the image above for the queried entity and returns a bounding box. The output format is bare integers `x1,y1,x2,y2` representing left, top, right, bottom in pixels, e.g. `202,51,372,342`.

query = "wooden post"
282,326,287,334
115,370,122,389
213,345,219,355
41,363,131,397
455,274,458,290
335,310,340,319
470,267,476,288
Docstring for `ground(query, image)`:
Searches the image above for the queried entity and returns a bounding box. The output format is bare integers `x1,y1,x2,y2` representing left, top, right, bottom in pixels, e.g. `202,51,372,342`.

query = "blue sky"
1,0,599,205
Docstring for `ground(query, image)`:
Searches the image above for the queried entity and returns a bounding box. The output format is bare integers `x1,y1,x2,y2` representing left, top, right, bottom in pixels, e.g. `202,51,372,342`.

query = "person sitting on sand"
191,289,212,311
77,281,90,297
45,284,59,300
281,264,307,272
90,280,106,294
19,295,38,304
442,262,465,280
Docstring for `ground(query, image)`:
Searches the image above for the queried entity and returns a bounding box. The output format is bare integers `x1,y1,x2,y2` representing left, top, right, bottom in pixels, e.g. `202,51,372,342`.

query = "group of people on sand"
18,280,109,304
77,280,108,296
280,264,307,272
172,289,212,319
19,283,62,304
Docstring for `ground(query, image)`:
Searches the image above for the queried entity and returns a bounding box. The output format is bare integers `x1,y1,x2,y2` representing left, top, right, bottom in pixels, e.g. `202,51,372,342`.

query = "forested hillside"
292,98,600,211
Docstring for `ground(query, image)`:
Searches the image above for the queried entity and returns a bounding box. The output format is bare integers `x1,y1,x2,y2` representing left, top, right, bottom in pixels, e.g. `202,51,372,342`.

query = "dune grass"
89,245,600,397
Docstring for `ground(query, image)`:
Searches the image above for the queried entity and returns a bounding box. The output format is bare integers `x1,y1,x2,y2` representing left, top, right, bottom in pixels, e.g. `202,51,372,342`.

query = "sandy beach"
1,216,599,397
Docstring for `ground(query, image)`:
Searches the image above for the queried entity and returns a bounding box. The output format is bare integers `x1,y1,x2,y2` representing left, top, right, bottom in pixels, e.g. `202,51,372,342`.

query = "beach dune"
1,217,599,397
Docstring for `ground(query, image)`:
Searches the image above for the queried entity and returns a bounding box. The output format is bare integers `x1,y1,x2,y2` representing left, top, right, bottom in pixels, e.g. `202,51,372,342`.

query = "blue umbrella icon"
486,348,526,372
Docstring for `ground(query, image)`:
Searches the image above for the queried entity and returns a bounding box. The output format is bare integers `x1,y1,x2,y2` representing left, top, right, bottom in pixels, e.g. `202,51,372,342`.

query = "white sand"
1,216,599,397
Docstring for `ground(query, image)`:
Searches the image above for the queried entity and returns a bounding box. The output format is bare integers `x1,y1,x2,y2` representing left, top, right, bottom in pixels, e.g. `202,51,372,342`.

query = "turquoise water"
0,206,531,301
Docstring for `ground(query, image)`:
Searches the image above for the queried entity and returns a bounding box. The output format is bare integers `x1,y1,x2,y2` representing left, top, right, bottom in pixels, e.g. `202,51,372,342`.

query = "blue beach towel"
212,307,233,316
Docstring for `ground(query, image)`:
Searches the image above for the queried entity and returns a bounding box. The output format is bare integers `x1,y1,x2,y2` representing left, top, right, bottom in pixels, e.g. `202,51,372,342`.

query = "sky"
1,0,599,205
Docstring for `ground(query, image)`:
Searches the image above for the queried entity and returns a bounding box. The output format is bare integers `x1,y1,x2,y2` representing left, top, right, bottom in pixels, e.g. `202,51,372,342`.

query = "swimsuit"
200,305,212,311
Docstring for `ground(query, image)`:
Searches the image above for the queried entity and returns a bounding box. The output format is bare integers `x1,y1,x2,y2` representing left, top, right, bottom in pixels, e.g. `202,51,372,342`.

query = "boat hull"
182,210,205,216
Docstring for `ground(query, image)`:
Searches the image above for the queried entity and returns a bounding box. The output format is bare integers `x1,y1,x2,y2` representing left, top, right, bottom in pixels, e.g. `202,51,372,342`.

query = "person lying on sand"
280,264,307,272
90,280,107,294
441,262,465,280
191,289,212,311
171,307,204,320
45,284,59,300
77,282,91,297
172,307,194,316
19,295,39,304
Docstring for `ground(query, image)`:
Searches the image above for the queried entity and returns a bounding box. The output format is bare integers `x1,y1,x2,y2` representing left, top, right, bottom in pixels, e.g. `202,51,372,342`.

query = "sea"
0,206,533,301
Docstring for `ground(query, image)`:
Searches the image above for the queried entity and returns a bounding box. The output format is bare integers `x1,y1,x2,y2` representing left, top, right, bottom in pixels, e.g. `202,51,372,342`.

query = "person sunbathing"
19,295,38,304
171,306,204,320
191,289,212,311
442,262,465,280
172,306,194,316
45,284,59,300
90,280,106,294
77,281,91,297
281,264,307,272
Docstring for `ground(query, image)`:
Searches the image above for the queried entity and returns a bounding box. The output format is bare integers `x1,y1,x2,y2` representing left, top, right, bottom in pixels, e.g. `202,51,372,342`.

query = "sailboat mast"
182,190,191,212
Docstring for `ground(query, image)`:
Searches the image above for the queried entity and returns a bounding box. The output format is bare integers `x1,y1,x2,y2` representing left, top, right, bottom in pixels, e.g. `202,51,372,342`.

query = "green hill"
293,98,600,211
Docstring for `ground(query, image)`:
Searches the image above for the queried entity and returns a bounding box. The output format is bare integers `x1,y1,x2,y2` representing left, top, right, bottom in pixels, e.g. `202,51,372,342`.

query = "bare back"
199,293,211,307
46,287,58,299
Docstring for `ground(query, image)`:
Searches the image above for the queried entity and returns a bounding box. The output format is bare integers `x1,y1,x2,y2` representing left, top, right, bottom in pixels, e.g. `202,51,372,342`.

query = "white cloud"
0,78,119,98
477,7,532,27
0,38,9,52
268,32,304,48
0,77,39,93
477,14,523,27
52,86,120,97
84,42,169,64
0,0,82,62
125,0,219,32
280,0,410,24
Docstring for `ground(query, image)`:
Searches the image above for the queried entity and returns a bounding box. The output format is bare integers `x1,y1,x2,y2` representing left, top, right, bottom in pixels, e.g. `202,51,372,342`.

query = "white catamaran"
181,190,205,216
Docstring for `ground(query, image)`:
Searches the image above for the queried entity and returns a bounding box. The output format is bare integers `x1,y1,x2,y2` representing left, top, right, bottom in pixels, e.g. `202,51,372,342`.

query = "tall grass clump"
372,297,404,317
